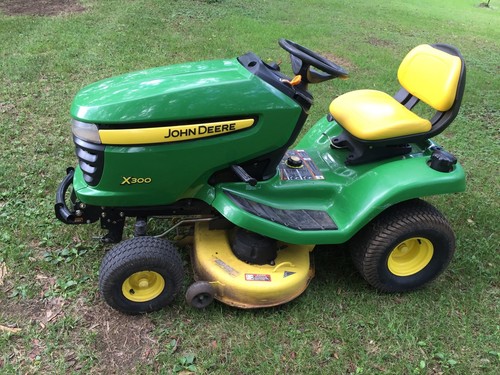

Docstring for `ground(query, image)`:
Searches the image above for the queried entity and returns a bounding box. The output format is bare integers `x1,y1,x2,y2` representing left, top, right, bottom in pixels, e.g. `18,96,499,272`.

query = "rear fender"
332,156,466,236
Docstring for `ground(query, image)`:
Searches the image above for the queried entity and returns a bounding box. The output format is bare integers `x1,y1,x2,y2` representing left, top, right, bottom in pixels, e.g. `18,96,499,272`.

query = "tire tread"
350,199,455,292
99,237,184,314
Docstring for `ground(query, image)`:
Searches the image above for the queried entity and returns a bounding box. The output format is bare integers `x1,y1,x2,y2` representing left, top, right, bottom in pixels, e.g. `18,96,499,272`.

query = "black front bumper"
54,167,100,225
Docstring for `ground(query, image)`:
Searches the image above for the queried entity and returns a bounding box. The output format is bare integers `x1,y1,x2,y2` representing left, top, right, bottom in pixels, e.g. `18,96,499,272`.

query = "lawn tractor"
55,39,466,314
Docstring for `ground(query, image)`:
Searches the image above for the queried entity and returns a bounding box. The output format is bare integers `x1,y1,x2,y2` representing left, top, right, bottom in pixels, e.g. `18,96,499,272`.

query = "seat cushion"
398,44,462,112
329,89,432,141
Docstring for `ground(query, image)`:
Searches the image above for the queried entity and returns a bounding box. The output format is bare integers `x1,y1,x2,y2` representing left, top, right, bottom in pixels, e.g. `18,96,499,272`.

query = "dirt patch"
0,289,158,373
78,301,157,373
0,0,85,16
319,52,356,71
367,37,393,47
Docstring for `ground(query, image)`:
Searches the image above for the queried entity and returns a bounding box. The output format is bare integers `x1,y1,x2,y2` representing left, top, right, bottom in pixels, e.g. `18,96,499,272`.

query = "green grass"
0,0,499,373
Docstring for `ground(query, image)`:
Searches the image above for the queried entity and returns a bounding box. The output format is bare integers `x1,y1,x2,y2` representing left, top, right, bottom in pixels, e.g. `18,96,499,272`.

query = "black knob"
286,155,303,168
429,149,457,172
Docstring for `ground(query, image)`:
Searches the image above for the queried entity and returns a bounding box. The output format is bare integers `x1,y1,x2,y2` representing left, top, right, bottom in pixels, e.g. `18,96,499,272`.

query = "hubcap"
122,271,165,302
387,237,434,276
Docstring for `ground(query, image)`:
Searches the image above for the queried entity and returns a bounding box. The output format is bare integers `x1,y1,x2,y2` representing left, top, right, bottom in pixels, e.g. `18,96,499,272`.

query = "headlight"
71,119,102,144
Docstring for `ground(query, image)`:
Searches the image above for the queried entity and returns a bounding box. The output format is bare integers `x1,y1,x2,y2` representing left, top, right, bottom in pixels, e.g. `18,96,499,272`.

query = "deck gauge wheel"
186,281,215,309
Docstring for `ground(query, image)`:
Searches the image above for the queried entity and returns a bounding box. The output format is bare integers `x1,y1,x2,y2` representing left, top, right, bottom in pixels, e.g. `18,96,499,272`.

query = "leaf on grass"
44,297,66,323
312,340,323,355
142,346,152,359
434,352,445,360
169,338,178,354
0,262,7,286
0,324,21,334
488,350,499,358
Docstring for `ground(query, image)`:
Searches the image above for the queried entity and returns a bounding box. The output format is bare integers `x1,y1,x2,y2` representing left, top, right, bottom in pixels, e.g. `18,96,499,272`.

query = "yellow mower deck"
192,222,315,308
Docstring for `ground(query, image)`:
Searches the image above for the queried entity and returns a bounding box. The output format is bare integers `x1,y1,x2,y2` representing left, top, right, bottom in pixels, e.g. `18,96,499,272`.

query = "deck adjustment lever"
231,165,257,186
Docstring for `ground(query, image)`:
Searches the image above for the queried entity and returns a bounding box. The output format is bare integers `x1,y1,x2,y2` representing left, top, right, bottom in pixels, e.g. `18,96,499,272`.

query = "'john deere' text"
164,123,237,139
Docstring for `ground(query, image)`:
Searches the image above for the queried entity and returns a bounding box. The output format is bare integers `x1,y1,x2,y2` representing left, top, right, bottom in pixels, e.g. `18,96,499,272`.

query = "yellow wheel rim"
387,237,434,276
122,271,165,302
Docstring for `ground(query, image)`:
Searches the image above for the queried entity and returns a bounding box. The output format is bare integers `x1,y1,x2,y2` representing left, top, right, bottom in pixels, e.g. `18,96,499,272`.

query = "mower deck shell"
192,222,315,308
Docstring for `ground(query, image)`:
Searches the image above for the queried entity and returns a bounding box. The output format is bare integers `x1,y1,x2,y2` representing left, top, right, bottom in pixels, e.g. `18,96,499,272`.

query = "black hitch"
54,167,100,224
99,208,125,243
55,167,125,243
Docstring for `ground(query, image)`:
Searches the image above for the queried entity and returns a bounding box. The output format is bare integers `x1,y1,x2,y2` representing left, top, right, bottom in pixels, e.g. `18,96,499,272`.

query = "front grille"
73,136,105,186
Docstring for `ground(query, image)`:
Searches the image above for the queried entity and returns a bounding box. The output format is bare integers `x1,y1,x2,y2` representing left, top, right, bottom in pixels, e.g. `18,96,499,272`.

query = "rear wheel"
99,236,184,314
350,199,455,292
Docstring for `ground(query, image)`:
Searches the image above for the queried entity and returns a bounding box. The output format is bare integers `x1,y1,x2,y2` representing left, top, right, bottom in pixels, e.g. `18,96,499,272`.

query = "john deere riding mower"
55,39,466,314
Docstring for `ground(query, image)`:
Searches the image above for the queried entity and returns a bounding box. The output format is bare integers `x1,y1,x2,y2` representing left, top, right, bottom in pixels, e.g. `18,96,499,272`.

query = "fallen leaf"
28,339,43,361
0,262,7,286
142,346,152,359
0,324,21,334
373,364,387,372
312,340,322,355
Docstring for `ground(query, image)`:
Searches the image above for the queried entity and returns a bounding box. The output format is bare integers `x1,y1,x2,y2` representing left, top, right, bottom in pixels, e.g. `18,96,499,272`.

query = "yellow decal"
99,118,254,145
121,177,152,185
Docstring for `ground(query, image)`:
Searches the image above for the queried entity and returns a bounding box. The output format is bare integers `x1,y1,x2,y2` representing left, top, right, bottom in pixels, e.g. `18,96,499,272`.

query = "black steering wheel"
278,38,348,84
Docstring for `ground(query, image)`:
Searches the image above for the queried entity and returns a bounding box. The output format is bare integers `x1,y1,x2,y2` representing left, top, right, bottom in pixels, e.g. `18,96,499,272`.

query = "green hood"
70,58,266,124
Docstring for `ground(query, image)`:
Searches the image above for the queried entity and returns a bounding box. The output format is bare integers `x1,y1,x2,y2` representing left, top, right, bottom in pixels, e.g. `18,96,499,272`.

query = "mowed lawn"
0,0,498,374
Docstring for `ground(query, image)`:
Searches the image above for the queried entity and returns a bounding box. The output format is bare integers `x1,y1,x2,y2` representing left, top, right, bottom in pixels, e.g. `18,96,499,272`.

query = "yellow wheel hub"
387,237,434,276
122,271,165,302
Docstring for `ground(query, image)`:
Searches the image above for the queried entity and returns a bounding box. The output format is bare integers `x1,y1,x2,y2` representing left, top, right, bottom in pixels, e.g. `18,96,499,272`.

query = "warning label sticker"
279,150,324,181
245,274,272,282
214,258,239,277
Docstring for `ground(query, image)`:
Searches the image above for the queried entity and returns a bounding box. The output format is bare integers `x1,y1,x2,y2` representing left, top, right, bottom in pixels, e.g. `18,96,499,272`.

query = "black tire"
99,236,184,314
185,281,215,309
349,199,455,292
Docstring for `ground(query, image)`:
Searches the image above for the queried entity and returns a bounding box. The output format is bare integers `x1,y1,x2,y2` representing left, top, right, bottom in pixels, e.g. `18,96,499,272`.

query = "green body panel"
71,59,281,123
211,116,466,244
72,59,302,206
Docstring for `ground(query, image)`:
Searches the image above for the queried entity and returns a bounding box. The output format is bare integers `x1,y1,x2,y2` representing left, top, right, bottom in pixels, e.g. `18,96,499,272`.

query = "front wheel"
349,199,455,292
99,236,184,314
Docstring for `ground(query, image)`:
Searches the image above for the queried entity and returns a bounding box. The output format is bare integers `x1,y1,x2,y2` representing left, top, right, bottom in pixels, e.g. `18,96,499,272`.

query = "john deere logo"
98,118,255,145
164,122,239,140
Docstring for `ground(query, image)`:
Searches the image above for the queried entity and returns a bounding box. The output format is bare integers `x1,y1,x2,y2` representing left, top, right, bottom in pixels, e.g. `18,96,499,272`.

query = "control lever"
231,165,257,186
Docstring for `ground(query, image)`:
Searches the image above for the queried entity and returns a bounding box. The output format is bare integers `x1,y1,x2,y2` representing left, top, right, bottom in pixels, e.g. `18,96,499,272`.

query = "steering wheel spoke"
307,67,333,84
279,38,348,85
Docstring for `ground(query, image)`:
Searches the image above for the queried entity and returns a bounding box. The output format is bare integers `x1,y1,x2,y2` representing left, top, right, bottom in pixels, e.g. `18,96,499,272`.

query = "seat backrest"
398,44,463,112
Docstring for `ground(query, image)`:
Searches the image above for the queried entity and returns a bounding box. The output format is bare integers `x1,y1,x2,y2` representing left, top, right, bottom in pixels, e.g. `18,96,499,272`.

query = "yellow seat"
328,44,465,165
330,44,463,142
329,89,431,141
